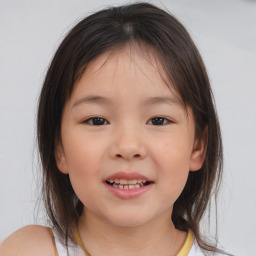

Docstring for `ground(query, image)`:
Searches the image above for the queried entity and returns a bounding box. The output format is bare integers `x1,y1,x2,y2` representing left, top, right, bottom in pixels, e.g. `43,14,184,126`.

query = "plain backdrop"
0,0,256,255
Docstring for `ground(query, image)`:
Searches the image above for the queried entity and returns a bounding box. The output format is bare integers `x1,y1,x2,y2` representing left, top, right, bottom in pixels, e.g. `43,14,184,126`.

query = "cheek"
64,139,104,210
62,129,105,171
152,135,193,173
150,135,192,197
61,131,107,200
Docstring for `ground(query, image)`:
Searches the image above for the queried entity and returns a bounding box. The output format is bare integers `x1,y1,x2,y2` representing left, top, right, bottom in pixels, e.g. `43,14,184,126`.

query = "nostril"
115,153,141,159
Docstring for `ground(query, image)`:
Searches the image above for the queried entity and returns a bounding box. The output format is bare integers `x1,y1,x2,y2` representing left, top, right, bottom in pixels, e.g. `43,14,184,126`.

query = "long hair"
37,2,224,253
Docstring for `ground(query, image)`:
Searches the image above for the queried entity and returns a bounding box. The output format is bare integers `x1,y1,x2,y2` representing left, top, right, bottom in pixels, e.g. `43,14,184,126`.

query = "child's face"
56,47,205,228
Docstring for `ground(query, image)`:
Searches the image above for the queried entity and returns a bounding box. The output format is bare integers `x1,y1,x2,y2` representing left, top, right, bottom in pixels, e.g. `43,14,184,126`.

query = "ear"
55,144,69,174
189,127,208,172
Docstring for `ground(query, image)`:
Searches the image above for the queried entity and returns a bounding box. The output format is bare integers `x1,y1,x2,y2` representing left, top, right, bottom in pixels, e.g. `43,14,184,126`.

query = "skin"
0,47,205,256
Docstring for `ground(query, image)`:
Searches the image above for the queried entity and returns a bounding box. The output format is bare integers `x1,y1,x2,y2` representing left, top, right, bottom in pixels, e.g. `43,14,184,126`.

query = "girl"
1,3,230,256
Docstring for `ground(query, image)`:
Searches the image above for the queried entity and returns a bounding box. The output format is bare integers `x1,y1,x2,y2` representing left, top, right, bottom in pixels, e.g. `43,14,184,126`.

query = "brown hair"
37,2,225,254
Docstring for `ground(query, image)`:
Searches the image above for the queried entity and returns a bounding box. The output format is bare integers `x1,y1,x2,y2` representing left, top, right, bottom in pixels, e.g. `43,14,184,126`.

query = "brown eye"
84,117,109,125
147,117,171,125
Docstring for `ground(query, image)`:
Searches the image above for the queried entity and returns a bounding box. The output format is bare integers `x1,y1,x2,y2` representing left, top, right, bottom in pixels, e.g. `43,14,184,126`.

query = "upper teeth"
109,179,147,185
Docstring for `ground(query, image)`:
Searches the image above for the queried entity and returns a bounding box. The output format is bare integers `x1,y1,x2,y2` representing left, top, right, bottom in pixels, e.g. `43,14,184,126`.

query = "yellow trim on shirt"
177,230,194,256
73,226,91,256
47,227,59,256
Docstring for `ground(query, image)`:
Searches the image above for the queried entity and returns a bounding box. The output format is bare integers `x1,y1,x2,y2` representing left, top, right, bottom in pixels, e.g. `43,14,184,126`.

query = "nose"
109,127,147,161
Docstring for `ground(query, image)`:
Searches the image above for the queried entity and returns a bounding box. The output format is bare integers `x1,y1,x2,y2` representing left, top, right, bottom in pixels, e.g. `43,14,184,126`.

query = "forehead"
72,45,183,104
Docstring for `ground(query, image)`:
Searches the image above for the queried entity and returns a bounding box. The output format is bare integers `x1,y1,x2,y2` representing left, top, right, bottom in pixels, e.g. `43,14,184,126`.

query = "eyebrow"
143,96,181,106
72,96,113,108
72,95,181,108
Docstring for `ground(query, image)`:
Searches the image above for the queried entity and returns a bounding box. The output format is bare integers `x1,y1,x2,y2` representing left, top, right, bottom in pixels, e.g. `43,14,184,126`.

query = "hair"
37,2,224,254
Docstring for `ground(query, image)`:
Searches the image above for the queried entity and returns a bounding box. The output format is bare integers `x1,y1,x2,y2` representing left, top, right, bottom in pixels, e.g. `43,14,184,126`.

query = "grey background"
1,0,256,255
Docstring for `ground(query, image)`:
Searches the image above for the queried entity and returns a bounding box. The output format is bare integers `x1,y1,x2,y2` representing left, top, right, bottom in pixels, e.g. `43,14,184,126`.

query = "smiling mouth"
105,179,152,189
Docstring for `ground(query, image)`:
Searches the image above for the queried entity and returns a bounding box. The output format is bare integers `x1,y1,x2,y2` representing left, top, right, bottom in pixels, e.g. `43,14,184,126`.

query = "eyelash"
147,117,172,125
83,117,109,126
83,116,172,126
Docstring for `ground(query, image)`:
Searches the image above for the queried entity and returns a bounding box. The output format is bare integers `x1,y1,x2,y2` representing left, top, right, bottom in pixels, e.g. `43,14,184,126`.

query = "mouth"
105,178,152,189
104,173,153,199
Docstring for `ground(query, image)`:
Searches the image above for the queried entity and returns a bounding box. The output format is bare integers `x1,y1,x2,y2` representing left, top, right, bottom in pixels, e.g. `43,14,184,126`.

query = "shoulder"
0,225,55,256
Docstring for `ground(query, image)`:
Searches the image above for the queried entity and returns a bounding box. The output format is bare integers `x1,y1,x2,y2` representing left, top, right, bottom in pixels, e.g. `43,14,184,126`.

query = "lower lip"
104,182,153,199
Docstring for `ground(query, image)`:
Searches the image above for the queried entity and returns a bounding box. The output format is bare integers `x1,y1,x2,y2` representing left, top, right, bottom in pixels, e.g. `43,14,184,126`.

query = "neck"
77,210,187,256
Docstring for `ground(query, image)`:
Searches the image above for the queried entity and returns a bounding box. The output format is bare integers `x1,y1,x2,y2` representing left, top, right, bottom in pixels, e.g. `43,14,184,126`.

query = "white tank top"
51,228,84,256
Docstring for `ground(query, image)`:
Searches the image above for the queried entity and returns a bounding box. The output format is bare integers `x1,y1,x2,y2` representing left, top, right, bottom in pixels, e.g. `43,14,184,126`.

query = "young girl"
1,3,230,256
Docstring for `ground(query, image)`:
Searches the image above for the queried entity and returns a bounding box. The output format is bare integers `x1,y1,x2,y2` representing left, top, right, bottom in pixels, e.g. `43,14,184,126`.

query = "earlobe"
189,127,208,172
55,145,69,174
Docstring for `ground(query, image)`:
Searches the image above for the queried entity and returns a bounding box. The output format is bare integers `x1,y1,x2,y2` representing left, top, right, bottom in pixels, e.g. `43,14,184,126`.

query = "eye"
147,117,172,125
83,117,109,125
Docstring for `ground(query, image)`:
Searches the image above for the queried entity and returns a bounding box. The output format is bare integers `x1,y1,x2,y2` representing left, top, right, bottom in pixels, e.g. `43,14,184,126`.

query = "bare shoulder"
0,225,55,256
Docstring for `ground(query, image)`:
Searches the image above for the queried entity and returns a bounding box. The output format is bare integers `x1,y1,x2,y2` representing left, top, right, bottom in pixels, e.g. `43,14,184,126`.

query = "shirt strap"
47,227,59,256
177,230,194,256
73,226,91,256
